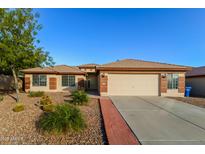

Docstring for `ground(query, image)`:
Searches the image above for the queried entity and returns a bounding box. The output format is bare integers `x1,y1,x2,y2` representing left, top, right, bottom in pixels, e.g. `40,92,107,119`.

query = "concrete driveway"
110,96,205,145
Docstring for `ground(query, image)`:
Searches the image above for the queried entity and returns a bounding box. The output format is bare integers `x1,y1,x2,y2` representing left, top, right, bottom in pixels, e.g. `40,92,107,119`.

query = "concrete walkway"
111,96,205,145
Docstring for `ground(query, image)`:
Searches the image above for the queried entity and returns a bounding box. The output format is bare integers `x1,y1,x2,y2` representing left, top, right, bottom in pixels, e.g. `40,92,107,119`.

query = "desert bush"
0,95,3,102
40,95,53,106
70,90,89,105
42,104,56,112
13,103,25,112
28,91,44,97
38,104,86,133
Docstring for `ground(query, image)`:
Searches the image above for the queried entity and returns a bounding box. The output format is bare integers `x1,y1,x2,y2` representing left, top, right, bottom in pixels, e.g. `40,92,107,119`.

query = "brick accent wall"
49,77,57,90
178,76,185,93
78,78,85,90
25,77,30,90
100,74,108,93
160,74,167,93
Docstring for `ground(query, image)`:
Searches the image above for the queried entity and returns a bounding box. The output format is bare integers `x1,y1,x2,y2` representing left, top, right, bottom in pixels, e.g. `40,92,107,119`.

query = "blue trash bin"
185,87,192,97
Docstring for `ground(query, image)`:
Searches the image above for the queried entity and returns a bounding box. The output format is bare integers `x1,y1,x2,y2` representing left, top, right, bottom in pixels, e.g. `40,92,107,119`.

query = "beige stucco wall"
178,73,185,78
80,68,96,73
25,74,85,92
186,77,205,97
161,90,184,97
97,74,100,93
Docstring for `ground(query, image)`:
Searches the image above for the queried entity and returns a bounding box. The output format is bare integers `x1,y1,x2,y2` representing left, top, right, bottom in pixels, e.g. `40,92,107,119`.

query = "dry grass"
167,97,205,108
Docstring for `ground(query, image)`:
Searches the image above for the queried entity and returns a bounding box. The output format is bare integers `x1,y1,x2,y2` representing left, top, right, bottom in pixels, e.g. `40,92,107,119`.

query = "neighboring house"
186,66,205,97
21,59,190,97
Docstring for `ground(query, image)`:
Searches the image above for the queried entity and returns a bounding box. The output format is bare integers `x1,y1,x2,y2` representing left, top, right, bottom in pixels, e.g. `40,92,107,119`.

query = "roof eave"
186,74,205,78
78,66,96,69
21,71,86,75
96,67,191,71
58,72,86,75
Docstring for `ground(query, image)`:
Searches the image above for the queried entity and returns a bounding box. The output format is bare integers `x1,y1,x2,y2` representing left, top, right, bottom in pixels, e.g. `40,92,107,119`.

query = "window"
62,75,75,87
32,74,47,86
62,75,68,86
167,74,179,89
68,76,75,86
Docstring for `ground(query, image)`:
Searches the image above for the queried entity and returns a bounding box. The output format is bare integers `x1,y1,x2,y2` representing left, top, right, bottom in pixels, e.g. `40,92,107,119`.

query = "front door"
86,74,98,90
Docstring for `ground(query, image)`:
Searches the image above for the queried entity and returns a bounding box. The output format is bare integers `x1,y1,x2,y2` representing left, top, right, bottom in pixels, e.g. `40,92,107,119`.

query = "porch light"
101,73,105,78
161,73,167,78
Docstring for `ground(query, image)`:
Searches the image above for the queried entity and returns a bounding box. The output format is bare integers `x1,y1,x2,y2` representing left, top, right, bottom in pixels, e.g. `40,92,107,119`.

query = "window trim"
62,75,69,87
68,75,75,87
32,74,47,87
167,74,179,90
62,75,76,87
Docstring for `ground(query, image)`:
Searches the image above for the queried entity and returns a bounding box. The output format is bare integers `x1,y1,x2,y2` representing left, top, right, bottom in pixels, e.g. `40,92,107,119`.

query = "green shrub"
13,103,25,112
28,91,44,97
42,104,56,112
0,95,3,102
38,104,86,133
70,90,89,105
40,95,53,106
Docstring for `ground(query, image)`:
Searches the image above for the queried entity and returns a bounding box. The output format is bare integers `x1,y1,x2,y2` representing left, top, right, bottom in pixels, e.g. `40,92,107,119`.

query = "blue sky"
34,9,205,67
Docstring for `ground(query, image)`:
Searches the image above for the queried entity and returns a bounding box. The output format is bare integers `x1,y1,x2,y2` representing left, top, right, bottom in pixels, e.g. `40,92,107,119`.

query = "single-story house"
21,59,191,97
186,66,205,97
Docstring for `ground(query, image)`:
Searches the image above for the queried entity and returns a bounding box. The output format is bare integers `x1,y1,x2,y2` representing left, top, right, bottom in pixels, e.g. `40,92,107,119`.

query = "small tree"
0,9,54,102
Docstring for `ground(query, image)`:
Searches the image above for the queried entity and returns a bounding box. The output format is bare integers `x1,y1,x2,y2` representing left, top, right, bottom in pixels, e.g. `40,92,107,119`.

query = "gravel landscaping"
168,96,205,108
0,92,107,144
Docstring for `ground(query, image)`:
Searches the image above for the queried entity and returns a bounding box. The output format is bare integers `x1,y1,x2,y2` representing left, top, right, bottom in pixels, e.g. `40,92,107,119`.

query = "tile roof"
97,59,190,70
78,63,99,67
21,65,85,74
186,66,205,77
21,59,191,74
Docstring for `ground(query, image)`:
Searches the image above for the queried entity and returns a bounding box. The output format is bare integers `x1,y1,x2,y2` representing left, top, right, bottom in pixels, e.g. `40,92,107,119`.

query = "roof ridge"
63,65,86,73
195,66,205,68
20,64,86,74
47,66,58,73
81,63,98,65
99,59,121,66
125,58,188,68
100,58,188,68
53,64,71,67
78,63,99,67
54,64,80,69
42,64,85,73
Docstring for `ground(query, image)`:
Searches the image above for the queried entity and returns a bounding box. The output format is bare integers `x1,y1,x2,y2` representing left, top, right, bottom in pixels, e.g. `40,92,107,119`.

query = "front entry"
86,73,98,90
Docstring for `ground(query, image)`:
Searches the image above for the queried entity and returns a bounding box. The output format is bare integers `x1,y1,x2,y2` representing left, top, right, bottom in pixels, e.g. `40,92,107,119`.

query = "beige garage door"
108,74,159,96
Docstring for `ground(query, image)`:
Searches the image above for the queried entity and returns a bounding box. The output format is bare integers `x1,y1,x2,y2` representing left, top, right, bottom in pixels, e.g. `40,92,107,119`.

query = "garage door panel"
108,74,159,96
